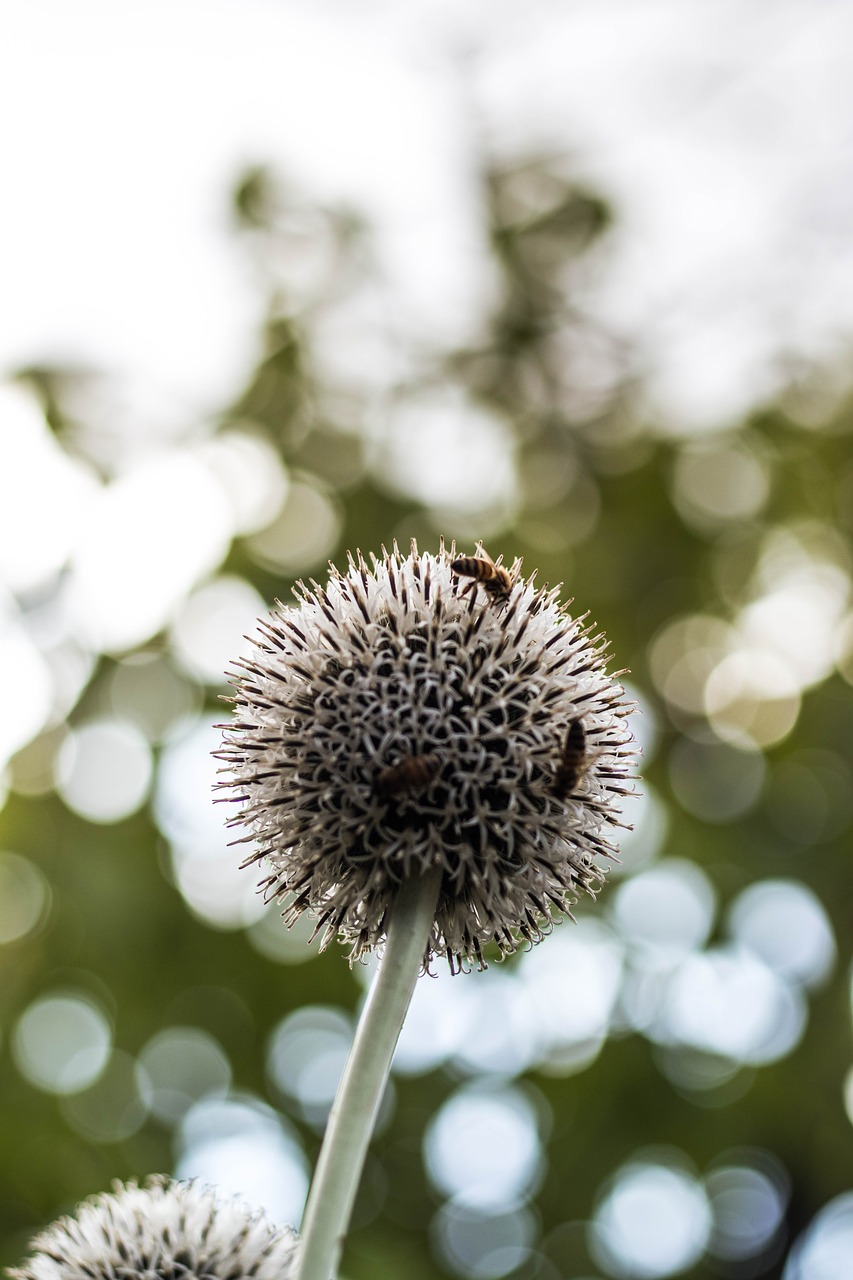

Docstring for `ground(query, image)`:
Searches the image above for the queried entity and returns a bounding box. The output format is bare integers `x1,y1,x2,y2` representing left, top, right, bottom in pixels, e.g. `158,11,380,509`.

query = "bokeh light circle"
647,614,734,717
171,836,270,930
0,618,54,771
171,575,267,685
727,880,835,990
68,450,233,653
424,1082,544,1210
664,946,806,1065
610,785,669,874
247,906,324,966
704,649,801,748
783,1192,853,1280
431,1201,537,1280
136,1026,231,1123
13,993,112,1095
672,436,769,530
668,738,765,822
246,477,340,573
0,384,99,592
705,1155,788,1263
591,1157,712,1279
842,1065,853,1129
109,653,202,744
450,969,537,1077
611,859,716,960
197,430,289,535
56,718,153,823
175,1093,309,1227
393,965,471,1075
155,716,224,847
267,1007,353,1127
60,1048,148,1142
0,851,50,944
383,391,517,517
519,921,624,1076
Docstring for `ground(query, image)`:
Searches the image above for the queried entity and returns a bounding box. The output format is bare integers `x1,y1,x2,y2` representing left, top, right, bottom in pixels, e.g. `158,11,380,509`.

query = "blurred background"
2,1,853,1277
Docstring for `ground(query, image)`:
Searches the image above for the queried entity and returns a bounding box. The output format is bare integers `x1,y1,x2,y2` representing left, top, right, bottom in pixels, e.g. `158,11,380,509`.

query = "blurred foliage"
3,153,853,1280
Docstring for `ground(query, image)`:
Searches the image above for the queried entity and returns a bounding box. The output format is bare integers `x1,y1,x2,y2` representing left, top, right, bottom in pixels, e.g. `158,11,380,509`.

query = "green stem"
295,864,443,1280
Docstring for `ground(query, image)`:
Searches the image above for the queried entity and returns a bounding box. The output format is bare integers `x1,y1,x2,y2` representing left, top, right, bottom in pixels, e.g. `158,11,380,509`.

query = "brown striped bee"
375,753,441,799
552,718,588,798
450,548,513,601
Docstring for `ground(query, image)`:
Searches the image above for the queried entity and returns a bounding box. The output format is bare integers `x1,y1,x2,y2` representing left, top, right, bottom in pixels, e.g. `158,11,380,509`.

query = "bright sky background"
4,0,853,432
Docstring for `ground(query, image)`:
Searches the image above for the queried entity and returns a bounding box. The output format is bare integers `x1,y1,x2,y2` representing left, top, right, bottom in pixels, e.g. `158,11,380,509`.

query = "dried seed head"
9,1178,298,1280
216,540,637,971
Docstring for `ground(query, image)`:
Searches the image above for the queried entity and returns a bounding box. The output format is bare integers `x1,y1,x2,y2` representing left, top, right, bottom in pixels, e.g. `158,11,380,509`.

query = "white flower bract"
9,1177,298,1280
217,541,637,970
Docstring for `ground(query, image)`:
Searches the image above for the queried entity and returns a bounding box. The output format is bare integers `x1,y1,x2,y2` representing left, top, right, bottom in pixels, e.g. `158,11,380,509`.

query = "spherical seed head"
216,541,637,971
9,1177,298,1280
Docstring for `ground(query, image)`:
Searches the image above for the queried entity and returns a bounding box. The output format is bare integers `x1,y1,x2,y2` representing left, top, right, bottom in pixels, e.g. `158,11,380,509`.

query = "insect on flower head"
215,539,637,972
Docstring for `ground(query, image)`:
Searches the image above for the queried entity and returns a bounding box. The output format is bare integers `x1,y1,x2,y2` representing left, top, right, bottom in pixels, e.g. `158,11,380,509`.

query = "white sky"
3,0,853,428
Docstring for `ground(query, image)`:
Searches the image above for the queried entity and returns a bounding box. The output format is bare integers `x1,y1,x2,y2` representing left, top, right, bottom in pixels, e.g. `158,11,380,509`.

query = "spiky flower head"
9,1178,298,1280
217,541,636,971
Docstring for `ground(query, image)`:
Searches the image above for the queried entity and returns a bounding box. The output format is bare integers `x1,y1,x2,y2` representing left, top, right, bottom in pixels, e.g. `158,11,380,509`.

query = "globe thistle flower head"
217,540,637,971
9,1177,298,1280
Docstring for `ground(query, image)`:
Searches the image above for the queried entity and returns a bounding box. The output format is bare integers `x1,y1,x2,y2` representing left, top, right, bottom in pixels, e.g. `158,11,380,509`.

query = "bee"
374,753,441,799
450,548,513,601
552,718,588,798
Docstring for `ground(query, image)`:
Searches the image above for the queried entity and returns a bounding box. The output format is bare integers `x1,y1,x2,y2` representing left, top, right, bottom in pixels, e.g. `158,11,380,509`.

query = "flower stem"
295,864,444,1280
